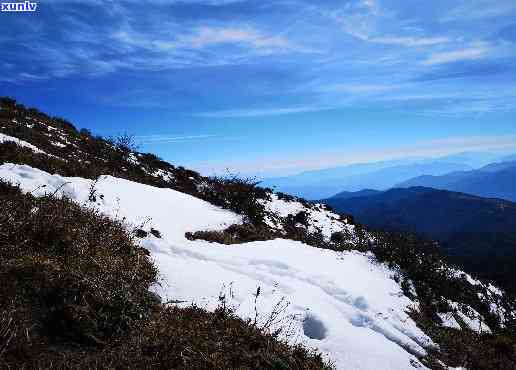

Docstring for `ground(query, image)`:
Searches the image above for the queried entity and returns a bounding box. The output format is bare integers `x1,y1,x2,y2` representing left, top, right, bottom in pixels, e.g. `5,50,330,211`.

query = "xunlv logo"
1,1,38,12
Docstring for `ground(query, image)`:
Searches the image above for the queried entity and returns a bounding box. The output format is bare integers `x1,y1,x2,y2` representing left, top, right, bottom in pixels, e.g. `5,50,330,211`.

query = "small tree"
115,133,138,156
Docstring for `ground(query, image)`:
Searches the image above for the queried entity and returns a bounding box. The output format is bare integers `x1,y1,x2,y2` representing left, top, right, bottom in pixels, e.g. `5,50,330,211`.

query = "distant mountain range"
500,153,516,162
263,159,472,199
323,187,516,292
262,151,512,200
397,160,516,202
330,189,382,200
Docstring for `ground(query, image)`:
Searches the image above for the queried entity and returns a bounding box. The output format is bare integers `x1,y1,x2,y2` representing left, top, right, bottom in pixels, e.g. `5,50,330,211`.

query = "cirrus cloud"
422,42,491,65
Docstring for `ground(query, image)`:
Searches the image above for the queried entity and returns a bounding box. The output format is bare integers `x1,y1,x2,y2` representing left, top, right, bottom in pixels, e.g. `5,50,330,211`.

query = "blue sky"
1,0,516,176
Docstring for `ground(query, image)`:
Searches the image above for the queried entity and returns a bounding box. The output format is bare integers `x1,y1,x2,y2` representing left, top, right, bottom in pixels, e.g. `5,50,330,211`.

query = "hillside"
398,162,516,202
1,98,516,369
323,187,516,292
0,178,331,369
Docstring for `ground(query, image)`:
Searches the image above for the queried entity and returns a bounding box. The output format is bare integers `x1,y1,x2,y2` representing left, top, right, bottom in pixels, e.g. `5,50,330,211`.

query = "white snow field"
0,163,435,370
0,133,50,155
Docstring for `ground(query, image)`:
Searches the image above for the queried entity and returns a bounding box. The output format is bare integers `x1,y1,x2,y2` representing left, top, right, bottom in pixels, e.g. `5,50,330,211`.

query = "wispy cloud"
423,98,516,117
328,0,451,48
369,35,450,47
114,25,295,53
315,83,401,94
442,0,516,21
342,26,451,47
376,87,516,116
2,2,312,83
136,134,231,144
422,42,491,65
193,106,331,118
181,27,290,49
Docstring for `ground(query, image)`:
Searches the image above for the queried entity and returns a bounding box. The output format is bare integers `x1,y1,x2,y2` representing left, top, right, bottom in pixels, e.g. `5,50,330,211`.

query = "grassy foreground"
0,180,332,369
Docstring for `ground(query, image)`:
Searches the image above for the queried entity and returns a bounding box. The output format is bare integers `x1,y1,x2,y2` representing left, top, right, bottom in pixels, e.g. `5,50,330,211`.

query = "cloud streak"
442,0,516,21
315,83,402,94
113,25,297,54
422,43,491,65
370,36,450,47
135,134,238,144
137,134,215,142
193,106,332,118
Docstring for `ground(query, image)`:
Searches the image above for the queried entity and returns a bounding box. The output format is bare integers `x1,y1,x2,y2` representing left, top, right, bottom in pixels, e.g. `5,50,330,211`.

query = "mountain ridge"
397,161,516,202
264,161,473,199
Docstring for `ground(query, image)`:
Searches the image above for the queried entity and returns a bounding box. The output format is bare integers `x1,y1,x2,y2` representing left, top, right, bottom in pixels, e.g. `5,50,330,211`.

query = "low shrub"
203,174,271,224
186,223,279,244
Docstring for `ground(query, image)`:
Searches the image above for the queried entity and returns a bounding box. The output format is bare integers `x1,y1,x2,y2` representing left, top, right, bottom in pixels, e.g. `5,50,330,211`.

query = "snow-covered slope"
0,133,51,155
0,163,432,369
260,193,356,240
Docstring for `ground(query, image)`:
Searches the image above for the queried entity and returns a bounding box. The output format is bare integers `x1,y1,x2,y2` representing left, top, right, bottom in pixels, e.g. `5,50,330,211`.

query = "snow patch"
447,301,492,334
51,141,67,148
0,133,49,155
261,194,355,240
152,169,175,182
0,164,434,370
437,312,461,330
127,153,139,165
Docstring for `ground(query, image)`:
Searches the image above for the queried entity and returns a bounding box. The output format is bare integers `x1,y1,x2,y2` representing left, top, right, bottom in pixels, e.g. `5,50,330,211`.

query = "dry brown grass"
0,180,332,369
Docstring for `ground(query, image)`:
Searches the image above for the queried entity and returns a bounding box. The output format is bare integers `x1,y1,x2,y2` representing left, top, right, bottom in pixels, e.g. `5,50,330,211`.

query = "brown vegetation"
0,180,332,369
